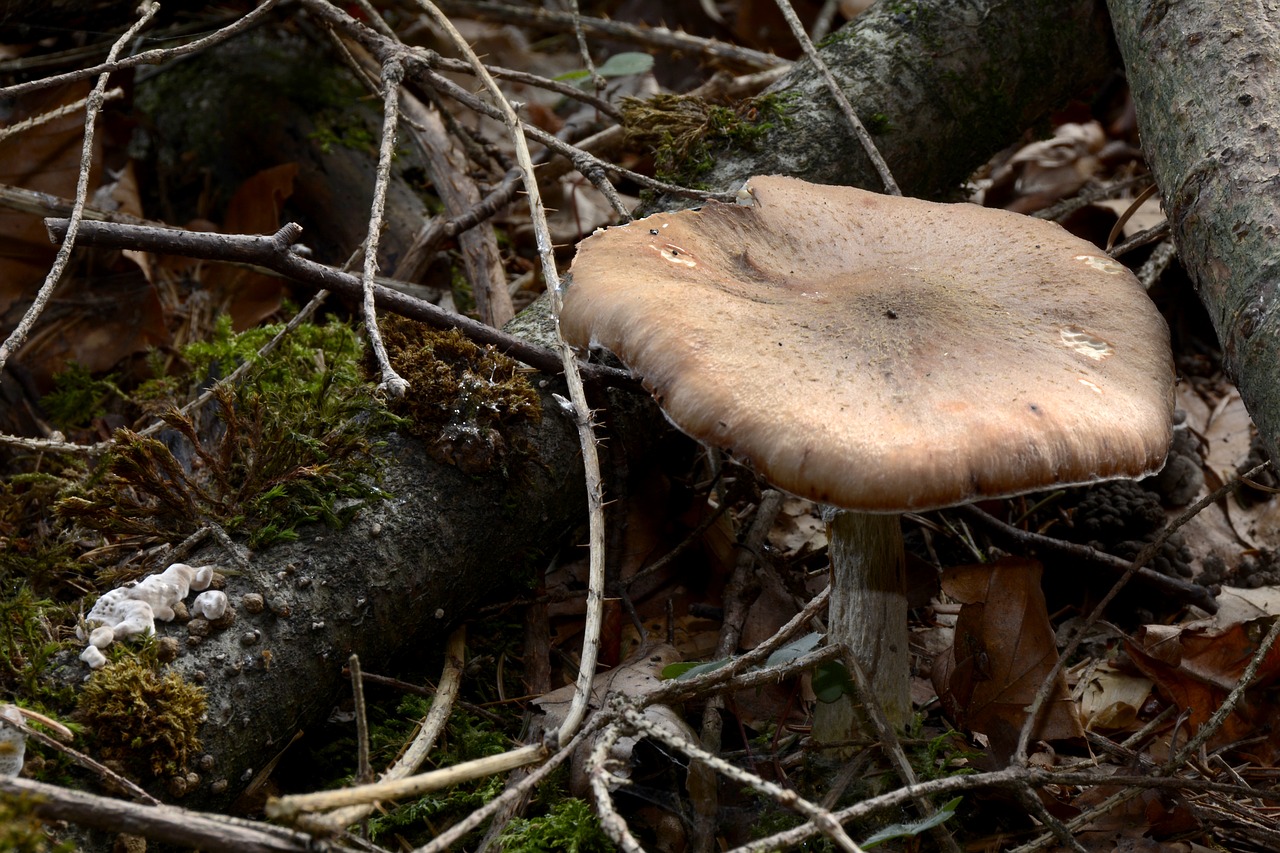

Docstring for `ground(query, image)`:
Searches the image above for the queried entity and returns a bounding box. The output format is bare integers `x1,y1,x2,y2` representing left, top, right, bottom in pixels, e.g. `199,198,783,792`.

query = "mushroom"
561,175,1173,736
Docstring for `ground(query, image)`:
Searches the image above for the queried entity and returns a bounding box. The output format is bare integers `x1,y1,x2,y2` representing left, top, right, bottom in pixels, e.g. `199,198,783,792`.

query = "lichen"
375,316,541,475
621,92,795,187
75,657,206,779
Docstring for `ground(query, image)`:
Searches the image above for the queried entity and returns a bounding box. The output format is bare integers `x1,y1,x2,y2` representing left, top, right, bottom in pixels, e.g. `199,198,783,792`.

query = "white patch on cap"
1078,377,1103,394
656,243,697,267
1060,326,1113,361
1074,255,1125,275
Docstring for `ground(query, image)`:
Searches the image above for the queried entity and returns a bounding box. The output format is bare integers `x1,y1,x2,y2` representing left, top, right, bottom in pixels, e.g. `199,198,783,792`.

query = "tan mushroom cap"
562,175,1174,512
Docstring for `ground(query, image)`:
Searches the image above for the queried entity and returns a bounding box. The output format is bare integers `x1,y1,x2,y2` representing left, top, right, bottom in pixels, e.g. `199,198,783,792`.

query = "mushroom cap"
562,175,1174,512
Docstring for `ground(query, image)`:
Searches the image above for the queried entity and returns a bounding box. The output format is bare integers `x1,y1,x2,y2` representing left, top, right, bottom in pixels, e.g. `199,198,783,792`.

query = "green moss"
75,657,206,780
58,316,393,549
499,798,613,853
864,112,894,135
0,796,74,853
621,92,796,186
375,316,541,475
0,469,89,704
364,711,514,846
41,364,123,431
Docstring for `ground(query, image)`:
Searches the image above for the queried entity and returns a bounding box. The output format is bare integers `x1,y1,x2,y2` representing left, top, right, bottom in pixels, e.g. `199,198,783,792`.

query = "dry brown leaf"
1126,618,1280,758
933,557,1084,760
200,162,298,329
1072,658,1153,732
0,81,102,315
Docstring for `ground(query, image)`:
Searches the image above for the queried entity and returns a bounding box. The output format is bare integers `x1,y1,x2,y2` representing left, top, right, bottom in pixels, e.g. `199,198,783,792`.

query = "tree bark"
1108,0,1280,462
690,0,1121,203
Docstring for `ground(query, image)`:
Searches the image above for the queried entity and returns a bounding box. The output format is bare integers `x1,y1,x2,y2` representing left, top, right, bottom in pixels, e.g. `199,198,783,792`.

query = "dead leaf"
534,644,702,799
0,81,102,316
200,163,298,329
1072,658,1153,732
1125,618,1280,757
933,557,1084,760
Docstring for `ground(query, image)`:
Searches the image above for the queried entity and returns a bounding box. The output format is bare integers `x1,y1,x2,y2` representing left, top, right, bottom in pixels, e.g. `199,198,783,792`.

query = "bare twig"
413,722,601,853
771,0,900,195
44,218,636,389
265,743,547,820
0,87,124,143
319,626,467,830
0,776,315,853
403,0,609,748
434,0,788,70
589,719,647,853
349,655,372,784
1013,462,1266,767
618,701,867,852
953,503,1218,612
0,0,283,100
362,56,409,397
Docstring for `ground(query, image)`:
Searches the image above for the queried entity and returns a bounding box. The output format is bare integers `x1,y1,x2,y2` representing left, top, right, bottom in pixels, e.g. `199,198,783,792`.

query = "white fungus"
191,590,228,621
78,563,218,668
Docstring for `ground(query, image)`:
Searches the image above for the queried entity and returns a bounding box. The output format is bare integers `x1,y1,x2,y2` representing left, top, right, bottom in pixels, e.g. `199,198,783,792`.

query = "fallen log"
1109,0,1280,462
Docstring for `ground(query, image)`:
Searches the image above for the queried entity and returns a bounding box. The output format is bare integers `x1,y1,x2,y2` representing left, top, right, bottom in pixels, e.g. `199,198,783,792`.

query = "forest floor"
1,2,1278,852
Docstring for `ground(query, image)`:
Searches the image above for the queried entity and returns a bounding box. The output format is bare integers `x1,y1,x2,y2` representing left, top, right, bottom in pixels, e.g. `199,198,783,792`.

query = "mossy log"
672,0,1121,204
1108,0,1280,463
72,380,633,812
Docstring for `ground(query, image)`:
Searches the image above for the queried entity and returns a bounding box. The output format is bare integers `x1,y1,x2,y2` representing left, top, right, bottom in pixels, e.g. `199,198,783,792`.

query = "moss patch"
621,92,795,186
75,657,206,780
56,316,392,549
375,316,541,475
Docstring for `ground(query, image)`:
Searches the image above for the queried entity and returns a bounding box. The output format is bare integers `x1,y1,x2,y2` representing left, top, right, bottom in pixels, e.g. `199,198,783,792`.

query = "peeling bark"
1108,0,1280,460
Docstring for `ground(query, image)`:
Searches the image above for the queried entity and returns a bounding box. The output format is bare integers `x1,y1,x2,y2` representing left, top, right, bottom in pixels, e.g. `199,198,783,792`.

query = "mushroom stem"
814,510,911,743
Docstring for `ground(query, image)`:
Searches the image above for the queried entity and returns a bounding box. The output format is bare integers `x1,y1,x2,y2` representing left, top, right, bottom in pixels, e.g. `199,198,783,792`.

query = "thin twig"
954,503,1218,612
43,218,636,388
349,655,372,785
588,719,647,853
1013,463,1266,767
620,701,867,852
0,776,316,853
412,721,602,853
843,653,963,853
319,626,467,830
404,0,609,748
434,0,788,70
771,0,900,195
0,0,283,99
0,87,124,143
265,743,547,820
362,56,409,396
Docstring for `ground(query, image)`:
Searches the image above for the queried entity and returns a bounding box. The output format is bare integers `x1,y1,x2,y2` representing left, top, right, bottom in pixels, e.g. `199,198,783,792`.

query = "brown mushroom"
561,174,1174,735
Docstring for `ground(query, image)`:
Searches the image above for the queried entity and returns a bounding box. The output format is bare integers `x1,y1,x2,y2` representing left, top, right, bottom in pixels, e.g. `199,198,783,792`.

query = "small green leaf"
595,51,654,78
861,797,962,848
555,52,654,87
812,660,854,703
671,658,732,680
765,631,823,668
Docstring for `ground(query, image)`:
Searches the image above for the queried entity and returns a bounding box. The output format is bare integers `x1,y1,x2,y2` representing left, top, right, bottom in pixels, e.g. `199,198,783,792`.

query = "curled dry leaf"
534,644,707,797
1125,618,1280,759
933,557,1084,761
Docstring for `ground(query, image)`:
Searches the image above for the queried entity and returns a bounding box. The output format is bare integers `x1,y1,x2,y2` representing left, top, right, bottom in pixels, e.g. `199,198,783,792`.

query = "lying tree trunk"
691,0,1121,202
1108,0,1280,462
55,402,594,812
